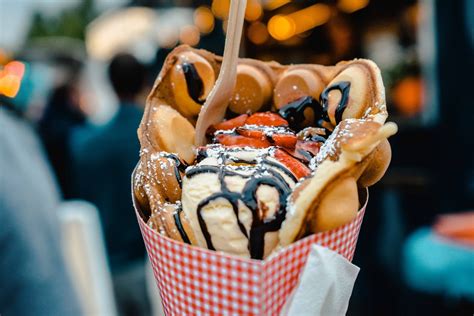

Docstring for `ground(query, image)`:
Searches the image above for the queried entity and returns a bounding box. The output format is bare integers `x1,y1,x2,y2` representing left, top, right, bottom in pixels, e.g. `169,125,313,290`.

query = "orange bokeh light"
265,0,291,11
290,4,331,34
212,0,230,20
338,0,369,13
194,6,215,34
268,15,296,41
0,61,25,98
392,76,424,117
245,0,263,22
247,21,269,44
212,0,262,22
268,4,330,41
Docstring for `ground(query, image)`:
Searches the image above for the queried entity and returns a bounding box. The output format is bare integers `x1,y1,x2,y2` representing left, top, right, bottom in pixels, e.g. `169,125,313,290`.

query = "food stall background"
0,0,472,315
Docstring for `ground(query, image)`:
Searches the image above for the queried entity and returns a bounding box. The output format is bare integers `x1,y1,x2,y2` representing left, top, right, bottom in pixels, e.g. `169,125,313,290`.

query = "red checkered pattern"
137,206,365,315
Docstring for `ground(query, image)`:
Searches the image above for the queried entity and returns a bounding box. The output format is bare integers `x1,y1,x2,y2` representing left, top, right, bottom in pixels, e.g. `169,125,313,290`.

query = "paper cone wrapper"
134,193,367,315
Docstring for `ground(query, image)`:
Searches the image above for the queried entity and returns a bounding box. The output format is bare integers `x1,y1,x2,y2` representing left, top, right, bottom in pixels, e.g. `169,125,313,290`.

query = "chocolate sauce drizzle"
182,63,204,105
296,148,313,162
261,159,297,183
278,96,324,131
173,205,191,244
195,147,297,184
196,147,209,162
161,153,187,187
186,150,292,259
320,81,351,124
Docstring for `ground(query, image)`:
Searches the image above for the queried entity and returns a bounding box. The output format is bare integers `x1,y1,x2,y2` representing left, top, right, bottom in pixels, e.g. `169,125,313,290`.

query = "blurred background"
0,0,473,315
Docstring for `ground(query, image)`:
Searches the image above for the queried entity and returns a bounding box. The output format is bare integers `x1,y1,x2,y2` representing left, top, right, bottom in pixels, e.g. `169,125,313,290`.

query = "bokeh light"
268,15,296,41
392,76,424,117
290,4,331,34
264,0,292,11
86,7,156,60
338,0,370,13
194,6,215,34
212,0,230,20
245,0,263,22
179,25,200,46
247,21,269,45
267,4,330,41
0,61,25,98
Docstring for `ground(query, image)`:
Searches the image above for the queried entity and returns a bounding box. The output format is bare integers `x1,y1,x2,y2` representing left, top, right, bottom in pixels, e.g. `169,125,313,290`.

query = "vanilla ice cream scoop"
181,146,296,259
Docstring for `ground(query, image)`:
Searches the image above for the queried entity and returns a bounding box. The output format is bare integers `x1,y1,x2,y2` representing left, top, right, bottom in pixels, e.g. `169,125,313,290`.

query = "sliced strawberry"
236,127,266,140
216,134,270,148
282,140,322,163
283,148,311,163
274,149,310,179
297,140,321,156
272,133,297,148
245,112,289,127
213,114,249,131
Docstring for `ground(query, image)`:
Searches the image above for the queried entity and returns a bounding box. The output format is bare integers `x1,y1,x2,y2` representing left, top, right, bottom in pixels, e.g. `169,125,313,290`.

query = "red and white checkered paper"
136,202,366,315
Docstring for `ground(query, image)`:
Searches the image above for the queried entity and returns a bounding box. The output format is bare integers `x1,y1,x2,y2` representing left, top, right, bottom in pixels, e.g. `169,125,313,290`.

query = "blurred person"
0,80,81,314
71,53,150,316
38,57,87,199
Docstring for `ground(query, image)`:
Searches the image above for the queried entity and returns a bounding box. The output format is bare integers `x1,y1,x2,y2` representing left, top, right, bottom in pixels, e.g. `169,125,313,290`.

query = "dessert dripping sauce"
170,79,353,259
320,81,351,125
173,205,191,244
157,153,190,243
182,63,205,105
277,81,351,134
161,153,187,187
185,148,294,259
278,96,324,131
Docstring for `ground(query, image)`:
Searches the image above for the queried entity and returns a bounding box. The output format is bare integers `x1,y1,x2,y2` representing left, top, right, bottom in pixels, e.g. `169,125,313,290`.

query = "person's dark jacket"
71,103,145,271
39,84,86,198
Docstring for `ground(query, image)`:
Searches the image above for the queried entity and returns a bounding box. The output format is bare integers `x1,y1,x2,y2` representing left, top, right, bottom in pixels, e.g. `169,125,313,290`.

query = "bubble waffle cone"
133,44,396,313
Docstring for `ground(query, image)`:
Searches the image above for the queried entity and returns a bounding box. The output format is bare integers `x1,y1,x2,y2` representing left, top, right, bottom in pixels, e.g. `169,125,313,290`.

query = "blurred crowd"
1,51,152,315
1,1,473,316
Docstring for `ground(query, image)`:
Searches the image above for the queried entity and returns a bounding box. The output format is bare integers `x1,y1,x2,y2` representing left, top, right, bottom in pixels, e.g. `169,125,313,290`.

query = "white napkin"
282,244,360,316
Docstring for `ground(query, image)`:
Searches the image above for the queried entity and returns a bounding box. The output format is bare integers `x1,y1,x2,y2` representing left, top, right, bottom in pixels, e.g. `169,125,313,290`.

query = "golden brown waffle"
133,45,396,258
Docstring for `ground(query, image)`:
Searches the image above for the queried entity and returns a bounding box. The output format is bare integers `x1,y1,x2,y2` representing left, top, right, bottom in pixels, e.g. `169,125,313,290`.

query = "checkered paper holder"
134,188,367,315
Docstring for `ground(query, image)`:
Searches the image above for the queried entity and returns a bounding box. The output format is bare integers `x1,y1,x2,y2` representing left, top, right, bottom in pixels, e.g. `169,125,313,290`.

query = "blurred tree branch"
27,0,96,41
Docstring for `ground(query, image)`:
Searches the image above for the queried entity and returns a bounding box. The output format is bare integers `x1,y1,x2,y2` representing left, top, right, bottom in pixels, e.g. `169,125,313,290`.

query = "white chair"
58,200,118,316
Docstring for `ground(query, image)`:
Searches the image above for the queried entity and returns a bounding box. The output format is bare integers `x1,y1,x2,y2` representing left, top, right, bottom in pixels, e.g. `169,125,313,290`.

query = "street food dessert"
134,45,397,259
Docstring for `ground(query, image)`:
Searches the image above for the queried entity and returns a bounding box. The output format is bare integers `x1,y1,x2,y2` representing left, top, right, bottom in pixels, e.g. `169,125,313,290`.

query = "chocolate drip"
173,205,191,244
186,165,220,178
242,173,290,259
196,147,209,162
320,81,351,124
195,165,249,250
186,151,293,259
182,63,204,105
309,134,327,143
262,159,297,183
162,153,186,187
227,154,258,165
296,149,313,162
278,96,324,131
198,191,248,250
